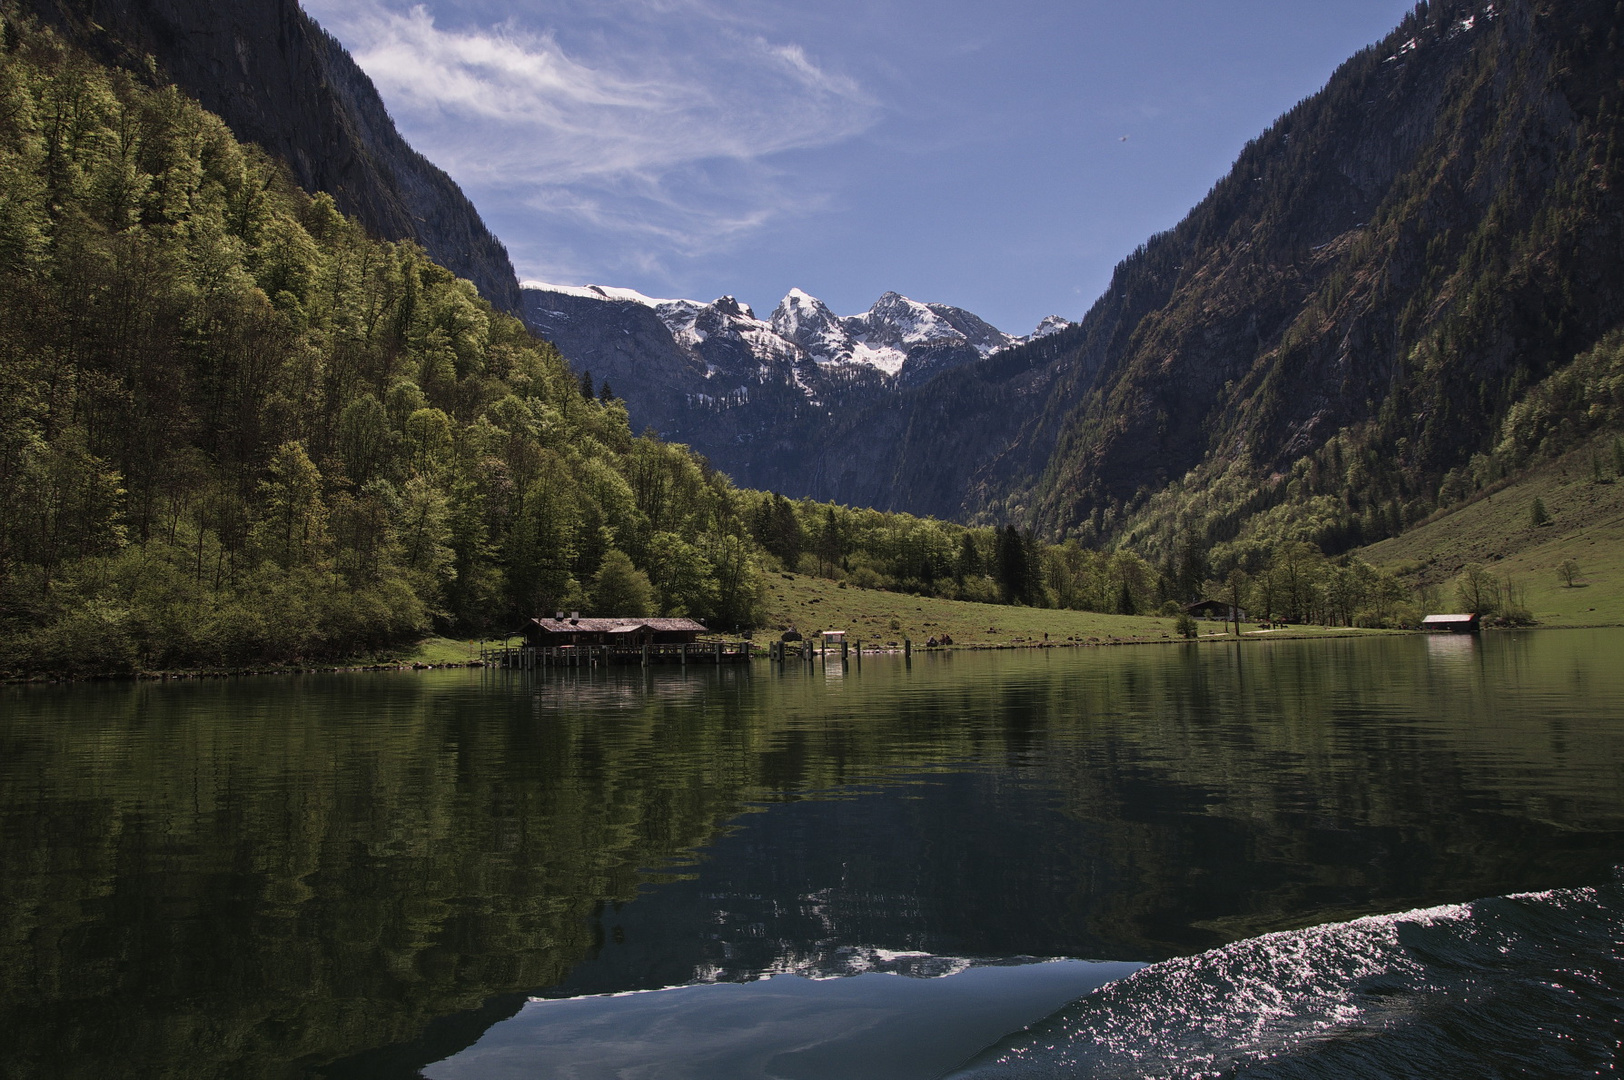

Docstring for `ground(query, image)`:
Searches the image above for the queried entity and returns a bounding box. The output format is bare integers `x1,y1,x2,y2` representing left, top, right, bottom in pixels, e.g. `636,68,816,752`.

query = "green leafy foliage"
0,15,765,672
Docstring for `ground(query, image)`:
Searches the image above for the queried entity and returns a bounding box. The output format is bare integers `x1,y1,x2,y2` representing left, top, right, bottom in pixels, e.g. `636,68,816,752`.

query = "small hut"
1422,613,1481,634
1185,599,1245,621
519,615,707,648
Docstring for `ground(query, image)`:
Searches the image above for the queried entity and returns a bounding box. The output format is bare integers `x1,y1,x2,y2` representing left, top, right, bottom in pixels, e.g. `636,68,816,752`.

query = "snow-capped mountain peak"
521,279,1057,383
710,295,755,320
771,288,850,365
1027,315,1073,341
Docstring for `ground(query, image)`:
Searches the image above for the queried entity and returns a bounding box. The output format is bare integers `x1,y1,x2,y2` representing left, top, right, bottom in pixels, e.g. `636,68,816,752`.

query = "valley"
4,3,1624,1079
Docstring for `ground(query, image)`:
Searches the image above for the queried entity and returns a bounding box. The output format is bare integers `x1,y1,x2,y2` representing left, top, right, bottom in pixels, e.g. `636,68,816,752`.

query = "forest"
0,15,782,673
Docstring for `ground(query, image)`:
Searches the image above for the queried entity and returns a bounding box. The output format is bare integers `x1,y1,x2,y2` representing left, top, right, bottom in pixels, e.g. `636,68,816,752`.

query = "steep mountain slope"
17,0,523,313
1013,0,1624,554
520,282,1067,497
728,0,1624,548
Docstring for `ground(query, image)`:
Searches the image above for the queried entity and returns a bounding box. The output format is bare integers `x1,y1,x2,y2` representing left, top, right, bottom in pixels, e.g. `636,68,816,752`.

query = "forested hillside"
0,12,1182,677
14,0,524,313
0,13,761,674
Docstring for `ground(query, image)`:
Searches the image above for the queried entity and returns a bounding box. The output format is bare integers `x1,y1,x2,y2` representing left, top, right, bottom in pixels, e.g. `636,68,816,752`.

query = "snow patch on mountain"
771,288,851,365
1027,314,1072,340
521,281,1067,380
520,280,681,307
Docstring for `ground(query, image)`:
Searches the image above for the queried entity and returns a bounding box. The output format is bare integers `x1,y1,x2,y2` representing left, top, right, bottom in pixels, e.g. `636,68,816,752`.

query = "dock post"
841,638,848,659
715,641,723,664
642,643,649,667
904,638,912,658
681,642,688,667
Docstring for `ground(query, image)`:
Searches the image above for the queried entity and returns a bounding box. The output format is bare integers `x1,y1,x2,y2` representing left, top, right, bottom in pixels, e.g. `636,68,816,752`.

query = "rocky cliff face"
1014,0,1624,547
521,282,1067,499
18,0,523,313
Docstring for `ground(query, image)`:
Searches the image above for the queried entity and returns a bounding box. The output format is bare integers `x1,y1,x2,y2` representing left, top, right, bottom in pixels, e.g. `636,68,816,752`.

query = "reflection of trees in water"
0,673,770,1080
0,633,1620,1078
1024,632,1624,953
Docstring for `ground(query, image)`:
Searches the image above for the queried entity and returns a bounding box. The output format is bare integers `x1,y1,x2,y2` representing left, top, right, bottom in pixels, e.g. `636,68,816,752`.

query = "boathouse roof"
1422,613,1481,631
522,616,708,634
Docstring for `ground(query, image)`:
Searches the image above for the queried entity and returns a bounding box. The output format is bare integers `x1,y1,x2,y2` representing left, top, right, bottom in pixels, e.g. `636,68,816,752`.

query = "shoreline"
6,621,1621,685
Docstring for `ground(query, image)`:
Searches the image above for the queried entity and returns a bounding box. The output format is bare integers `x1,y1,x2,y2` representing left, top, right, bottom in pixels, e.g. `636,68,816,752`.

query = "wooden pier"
482,641,753,669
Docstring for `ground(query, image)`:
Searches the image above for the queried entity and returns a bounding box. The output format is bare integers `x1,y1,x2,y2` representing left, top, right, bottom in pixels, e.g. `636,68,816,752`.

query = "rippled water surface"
2,631,1622,1078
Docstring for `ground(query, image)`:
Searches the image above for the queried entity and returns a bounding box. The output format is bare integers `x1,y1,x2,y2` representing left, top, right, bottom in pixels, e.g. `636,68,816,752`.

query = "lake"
2,630,1621,1078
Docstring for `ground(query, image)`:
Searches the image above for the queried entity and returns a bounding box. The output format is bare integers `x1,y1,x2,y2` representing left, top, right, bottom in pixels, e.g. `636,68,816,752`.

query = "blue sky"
301,0,1418,334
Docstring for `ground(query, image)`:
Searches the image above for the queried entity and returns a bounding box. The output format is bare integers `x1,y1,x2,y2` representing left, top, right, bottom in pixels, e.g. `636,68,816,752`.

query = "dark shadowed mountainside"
929,0,1624,555
18,0,523,313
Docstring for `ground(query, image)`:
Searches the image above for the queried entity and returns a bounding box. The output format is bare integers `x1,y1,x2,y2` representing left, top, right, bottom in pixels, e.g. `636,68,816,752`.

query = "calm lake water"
2,631,1622,1079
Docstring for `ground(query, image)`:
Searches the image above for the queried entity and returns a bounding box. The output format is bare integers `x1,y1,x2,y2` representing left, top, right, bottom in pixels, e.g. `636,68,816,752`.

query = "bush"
19,602,138,676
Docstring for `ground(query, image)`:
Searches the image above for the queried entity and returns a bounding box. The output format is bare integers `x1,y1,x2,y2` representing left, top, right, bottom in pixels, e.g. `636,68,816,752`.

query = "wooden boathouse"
485,615,751,668
1422,613,1482,634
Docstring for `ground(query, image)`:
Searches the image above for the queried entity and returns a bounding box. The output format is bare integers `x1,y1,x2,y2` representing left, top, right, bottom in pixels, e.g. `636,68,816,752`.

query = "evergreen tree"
995,525,1029,604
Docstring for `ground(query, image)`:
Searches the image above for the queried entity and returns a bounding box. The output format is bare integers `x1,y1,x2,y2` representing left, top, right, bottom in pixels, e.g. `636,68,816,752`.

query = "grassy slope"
1361,436,1624,626
760,572,1181,646
755,573,1390,648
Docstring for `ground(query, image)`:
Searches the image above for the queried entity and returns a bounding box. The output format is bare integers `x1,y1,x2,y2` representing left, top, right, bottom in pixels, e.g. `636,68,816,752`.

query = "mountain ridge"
519,280,1071,497
15,0,524,313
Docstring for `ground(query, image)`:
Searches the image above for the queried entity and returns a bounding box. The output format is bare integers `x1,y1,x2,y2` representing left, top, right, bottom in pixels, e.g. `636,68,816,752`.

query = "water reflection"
423,961,1140,1080
0,631,1620,1079
1424,630,1481,663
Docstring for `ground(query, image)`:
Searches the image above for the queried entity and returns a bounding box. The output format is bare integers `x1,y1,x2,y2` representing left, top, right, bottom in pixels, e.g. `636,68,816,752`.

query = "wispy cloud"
302,0,878,279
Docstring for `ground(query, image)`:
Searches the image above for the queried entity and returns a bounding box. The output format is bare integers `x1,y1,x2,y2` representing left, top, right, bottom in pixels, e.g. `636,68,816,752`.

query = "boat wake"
951,875,1624,1078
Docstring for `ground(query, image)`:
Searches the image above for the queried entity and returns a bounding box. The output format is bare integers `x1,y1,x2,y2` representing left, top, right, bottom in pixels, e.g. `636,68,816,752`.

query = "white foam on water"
952,882,1623,1079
